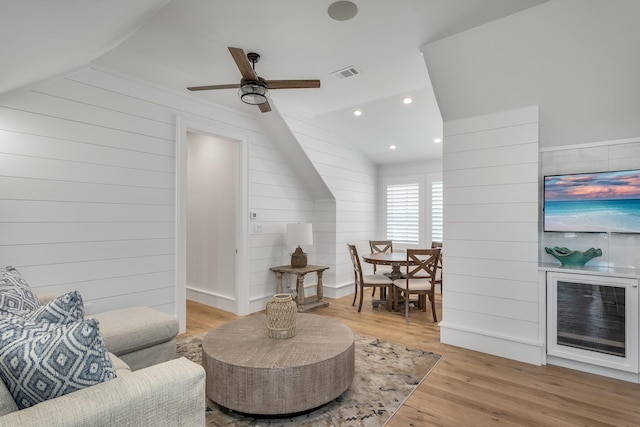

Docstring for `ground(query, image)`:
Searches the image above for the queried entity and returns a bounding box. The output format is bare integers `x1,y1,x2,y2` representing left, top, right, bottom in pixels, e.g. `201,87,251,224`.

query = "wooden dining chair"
369,240,394,297
431,241,443,293
347,244,393,312
368,240,394,275
392,248,441,322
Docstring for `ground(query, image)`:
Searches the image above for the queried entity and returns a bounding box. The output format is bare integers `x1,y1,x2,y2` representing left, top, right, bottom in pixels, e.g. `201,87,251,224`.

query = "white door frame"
175,115,249,332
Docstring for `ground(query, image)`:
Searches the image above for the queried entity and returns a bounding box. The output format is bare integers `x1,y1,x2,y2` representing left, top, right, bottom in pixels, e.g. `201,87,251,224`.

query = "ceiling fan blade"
258,101,272,113
266,80,321,89
228,47,258,80
187,83,240,91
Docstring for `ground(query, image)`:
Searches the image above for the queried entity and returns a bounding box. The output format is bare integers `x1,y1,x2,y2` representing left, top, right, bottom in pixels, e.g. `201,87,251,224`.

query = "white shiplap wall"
0,73,176,316
276,103,378,296
0,67,314,324
246,127,316,310
439,106,542,365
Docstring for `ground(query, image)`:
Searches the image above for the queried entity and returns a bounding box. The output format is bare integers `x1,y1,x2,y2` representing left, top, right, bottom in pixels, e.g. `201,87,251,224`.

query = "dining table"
361,252,411,281
361,252,413,309
362,250,443,312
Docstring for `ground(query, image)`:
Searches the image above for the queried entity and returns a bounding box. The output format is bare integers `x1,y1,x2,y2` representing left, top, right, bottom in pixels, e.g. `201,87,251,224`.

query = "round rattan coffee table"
202,313,355,415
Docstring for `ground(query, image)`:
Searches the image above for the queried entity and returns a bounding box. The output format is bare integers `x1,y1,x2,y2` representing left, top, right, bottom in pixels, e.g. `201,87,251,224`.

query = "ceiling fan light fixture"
239,78,270,105
187,48,318,113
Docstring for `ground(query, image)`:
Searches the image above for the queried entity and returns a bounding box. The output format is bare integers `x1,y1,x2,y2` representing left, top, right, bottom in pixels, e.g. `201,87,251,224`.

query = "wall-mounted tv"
544,169,640,233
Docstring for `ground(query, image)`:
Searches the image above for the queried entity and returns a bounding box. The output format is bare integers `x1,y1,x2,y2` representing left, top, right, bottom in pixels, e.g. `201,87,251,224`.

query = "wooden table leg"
274,272,284,294
391,264,402,280
296,274,306,310
316,270,324,302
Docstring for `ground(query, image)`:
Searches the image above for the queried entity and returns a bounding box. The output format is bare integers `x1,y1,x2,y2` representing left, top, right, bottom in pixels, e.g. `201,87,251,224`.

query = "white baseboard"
440,322,545,366
186,286,236,313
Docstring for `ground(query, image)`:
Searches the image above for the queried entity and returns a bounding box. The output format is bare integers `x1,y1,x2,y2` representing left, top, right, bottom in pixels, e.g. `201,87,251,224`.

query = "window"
386,182,420,244
383,175,441,246
431,180,443,242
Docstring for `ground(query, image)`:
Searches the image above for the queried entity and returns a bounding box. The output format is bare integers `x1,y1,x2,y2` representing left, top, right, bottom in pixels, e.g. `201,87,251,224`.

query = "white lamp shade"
286,223,313,246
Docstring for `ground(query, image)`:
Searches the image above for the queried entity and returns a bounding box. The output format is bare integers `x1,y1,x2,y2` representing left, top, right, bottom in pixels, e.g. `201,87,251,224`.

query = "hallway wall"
186,132,237,311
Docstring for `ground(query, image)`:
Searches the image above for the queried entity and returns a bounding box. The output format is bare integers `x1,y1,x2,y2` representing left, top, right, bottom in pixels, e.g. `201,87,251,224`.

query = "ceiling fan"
187,47,321,113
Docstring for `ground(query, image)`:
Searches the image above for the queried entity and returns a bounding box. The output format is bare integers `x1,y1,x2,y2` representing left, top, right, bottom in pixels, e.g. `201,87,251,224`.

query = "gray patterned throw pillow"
0,317,117,409
0,266,39,312
0,291,85,324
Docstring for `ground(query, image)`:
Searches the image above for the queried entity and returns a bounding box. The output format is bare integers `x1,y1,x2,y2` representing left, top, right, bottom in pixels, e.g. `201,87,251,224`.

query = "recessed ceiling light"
328,1,358,21
434,138,442,143
403,97,412,104
389,145,397,150
353,109,362,116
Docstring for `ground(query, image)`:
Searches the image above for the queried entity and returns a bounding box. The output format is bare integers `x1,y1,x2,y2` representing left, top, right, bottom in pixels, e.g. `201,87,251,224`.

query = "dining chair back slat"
369,240,393,254
368,240,395,297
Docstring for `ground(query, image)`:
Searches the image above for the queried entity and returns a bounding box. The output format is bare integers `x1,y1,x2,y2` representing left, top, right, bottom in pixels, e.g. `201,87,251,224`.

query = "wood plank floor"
181,292,640,426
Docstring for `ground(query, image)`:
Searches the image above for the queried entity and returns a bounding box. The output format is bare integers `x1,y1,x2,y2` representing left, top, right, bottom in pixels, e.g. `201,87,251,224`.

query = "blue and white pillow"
0,271,115,409
0,291,84,324
0,317,116,409
0,267,39,312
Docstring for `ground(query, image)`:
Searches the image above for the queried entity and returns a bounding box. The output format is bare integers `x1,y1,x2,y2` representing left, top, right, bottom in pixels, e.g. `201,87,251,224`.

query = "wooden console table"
269,264,329,312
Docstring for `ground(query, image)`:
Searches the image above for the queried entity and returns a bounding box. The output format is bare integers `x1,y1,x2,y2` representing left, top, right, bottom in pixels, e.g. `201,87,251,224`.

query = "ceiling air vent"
331,66,361,79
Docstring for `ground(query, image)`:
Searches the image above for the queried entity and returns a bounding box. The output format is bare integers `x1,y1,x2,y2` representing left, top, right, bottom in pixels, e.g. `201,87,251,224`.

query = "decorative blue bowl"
544,247,602,267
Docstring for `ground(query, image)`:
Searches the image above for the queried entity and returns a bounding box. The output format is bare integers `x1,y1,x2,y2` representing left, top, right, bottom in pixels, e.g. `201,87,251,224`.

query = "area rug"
177,332,441,427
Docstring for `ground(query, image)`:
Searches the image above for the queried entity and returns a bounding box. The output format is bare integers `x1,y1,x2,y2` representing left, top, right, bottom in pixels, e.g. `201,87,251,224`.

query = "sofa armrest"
0,358,205,427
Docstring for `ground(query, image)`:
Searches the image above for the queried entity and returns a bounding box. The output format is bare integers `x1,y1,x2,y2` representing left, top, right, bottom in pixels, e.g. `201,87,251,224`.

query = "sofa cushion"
0,317,116,409
91,307,179,356
108,352,132,377
0,266,39,312
0,291,84,324
0,377,18,416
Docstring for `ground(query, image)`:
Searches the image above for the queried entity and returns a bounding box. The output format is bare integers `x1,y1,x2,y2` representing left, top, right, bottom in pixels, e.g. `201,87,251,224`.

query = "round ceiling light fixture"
238,78,270,105
328,1,358,21
353,109,362,116
403,97,412,104
434,138,442,143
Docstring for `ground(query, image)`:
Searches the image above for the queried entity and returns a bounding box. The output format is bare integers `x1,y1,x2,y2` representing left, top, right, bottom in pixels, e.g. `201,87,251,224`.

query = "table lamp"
286,223,313,268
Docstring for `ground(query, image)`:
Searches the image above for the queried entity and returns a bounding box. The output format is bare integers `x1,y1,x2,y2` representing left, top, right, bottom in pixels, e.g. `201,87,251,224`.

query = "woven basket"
266,293,297,339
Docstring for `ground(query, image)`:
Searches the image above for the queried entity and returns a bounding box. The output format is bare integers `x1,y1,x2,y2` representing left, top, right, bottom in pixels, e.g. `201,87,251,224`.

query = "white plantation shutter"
431,180,443,242
386,183,420,243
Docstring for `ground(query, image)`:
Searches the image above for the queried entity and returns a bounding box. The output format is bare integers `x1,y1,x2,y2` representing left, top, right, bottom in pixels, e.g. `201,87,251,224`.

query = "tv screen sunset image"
544,170,640,233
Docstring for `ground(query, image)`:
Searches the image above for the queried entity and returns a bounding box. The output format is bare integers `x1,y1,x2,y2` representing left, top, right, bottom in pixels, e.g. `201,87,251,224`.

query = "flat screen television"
544,169,640,233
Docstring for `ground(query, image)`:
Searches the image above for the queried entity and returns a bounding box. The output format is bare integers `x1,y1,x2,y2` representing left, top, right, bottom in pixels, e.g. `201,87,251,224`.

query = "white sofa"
0,302,206,427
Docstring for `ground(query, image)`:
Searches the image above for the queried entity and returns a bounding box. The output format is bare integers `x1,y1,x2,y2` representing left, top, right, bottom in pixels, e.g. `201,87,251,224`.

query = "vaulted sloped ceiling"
1,0,549,166
0,0,169,96
422,0,640,148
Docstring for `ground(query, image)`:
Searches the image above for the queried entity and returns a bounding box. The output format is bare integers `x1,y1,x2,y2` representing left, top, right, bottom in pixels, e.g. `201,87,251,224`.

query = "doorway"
175,116,249,333
186,132,237,310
